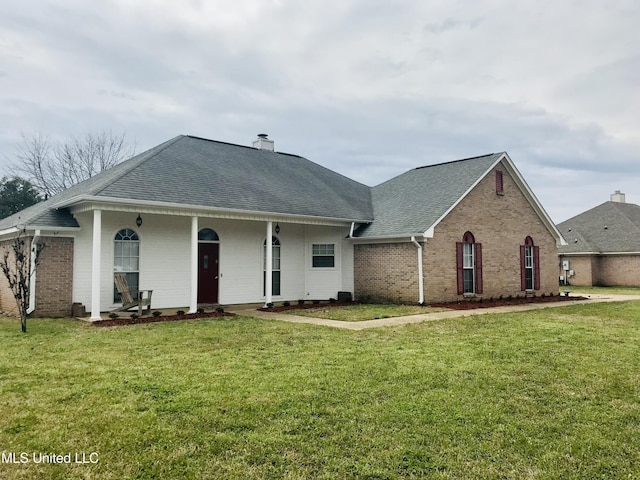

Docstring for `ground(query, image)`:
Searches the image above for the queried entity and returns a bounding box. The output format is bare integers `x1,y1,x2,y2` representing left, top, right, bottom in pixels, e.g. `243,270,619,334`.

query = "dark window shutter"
533,246,540,290
456,242,464,295
475,243,483,294
520,245,527,291
496,170,504,194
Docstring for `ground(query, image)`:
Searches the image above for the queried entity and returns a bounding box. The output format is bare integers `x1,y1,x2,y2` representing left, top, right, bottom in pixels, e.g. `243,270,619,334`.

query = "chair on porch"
113,274,153,316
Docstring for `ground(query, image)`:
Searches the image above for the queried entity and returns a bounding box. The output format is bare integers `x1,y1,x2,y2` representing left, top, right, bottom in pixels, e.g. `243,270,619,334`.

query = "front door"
198,243,219,303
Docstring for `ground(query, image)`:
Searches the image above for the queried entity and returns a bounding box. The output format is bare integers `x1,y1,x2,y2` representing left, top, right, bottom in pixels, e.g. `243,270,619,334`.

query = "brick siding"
0,236,74,318
355,162,559,303
562,254,640,286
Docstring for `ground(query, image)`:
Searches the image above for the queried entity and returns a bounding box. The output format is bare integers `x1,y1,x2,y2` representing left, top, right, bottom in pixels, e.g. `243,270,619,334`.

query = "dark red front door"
198,243,219,303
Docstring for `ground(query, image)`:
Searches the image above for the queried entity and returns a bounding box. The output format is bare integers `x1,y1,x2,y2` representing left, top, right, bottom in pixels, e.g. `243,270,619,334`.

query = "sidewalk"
228,294,640,330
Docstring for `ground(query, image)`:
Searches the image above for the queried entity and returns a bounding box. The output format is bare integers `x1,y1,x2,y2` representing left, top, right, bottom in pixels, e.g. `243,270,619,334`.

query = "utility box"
562,260,570,271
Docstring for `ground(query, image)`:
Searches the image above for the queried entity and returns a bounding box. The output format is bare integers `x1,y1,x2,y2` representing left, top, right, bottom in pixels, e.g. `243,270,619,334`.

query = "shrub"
176,310,186,316
108,312,118,319
216,306,224,313
266,303,274,308
197,307,205,314
329,298,336,304
152,311,162,317
297,299,305,305
312,299,320,305
130,313,139,319
282,301,290,307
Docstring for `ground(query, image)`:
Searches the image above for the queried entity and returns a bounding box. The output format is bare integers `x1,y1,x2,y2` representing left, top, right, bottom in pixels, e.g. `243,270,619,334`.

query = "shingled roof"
558,201,640,254
0,135,373,230
354,153,505,238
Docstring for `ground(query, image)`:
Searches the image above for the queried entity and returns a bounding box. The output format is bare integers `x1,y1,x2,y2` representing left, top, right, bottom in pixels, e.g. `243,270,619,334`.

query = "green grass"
286,304,447,321
1,302,640,479
562,285,640,296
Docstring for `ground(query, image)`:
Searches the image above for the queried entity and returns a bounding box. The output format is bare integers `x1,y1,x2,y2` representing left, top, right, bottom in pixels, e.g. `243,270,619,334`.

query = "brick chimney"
610,190,626,203
252,133,274,151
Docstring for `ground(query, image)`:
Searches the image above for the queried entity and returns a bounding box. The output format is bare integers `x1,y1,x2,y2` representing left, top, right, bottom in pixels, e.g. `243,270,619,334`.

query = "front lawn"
285,303,447,321
562,285,640,296
1,301,639,479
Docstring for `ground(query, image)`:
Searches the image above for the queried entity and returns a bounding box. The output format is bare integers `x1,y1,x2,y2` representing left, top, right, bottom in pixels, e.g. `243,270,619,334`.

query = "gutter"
27,229,41,315
411,236,425,305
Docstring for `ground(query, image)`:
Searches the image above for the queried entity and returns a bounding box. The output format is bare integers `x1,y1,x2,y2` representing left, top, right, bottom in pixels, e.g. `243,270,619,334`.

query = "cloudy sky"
1,0,638,222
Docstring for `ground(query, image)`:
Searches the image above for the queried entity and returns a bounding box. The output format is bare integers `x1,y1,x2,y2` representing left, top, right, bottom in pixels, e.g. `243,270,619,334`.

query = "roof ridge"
184,134,305,159
414,152,500,170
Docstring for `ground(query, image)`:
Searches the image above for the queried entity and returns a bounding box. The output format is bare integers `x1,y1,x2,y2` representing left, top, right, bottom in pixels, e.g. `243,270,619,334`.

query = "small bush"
130,313,139,319
216,306,224,313
266,303,274,308
282,301,290,307
297,299,305,305
108,312,119,319
329,298,336,304
197,307,205,314
312,299,320,305
152,311,162,317
176,310,186,316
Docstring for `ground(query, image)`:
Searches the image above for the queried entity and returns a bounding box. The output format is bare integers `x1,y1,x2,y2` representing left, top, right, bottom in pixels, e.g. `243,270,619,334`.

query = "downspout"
411,236,425,305
27,229,41,315
349,222,355,238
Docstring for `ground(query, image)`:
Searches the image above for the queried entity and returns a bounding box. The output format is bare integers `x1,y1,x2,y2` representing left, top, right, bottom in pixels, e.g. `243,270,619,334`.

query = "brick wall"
0,236,74,318
354,243,418,303
34,237,74,317
559,255,595,286
596,255,640,286
354,162,560,304
0,238,20,315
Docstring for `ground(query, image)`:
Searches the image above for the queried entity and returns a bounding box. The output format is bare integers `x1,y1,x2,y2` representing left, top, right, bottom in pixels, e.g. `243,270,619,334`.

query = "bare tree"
0,229,44,333
13,131,136,197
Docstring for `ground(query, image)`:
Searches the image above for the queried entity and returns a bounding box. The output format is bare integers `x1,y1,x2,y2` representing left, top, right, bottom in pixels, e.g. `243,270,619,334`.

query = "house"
0,134,565,319
557,191,640,286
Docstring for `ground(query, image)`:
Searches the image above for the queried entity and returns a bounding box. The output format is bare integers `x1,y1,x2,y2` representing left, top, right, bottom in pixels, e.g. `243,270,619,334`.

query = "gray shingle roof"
0,135,373,230
354,153,504,238
558,201,640,253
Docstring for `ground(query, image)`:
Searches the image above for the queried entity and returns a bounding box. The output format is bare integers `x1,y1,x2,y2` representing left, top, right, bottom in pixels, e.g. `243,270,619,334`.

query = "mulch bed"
430,295,588,310
260,302,358,313
91,311,235,327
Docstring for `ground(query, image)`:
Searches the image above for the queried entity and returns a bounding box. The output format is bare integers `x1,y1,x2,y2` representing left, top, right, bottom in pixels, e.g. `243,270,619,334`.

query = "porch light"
136,214,143,227
275,223,280,234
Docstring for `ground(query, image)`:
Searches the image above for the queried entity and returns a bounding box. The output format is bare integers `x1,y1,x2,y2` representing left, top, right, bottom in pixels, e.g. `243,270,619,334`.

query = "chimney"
610,190,626,203
252,133,274,151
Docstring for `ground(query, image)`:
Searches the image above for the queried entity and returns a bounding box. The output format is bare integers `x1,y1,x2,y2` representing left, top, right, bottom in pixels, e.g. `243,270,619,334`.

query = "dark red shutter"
520,245,526,291
496,171,504,194
475,243,483,294
456,242,464,295
533,246,540,290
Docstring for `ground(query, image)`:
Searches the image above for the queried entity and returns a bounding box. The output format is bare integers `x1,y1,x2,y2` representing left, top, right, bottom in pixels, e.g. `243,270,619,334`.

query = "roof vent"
253,133,274,151
610,190,626,203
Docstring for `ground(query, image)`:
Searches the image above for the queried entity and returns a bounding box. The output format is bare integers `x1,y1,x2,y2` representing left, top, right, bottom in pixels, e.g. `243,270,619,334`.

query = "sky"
1,0,638,223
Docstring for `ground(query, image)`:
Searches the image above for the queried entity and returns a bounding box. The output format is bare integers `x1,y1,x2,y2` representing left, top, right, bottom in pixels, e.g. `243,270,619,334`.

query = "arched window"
520,236,540,290
114,228,139,302
456,231,483,295
198,228,219,242
263,236,281,296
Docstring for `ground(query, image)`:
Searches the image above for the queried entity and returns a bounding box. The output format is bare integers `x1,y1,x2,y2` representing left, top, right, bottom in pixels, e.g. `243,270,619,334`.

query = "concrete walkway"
228,294,640,330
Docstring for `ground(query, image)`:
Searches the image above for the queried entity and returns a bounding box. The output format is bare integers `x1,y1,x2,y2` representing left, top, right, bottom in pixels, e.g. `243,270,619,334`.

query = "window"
198,228,219,242
456,232,483,295
114,228,139,302
312,244,335,268
496,170,504,195
263,236,281,296
520,236,540,290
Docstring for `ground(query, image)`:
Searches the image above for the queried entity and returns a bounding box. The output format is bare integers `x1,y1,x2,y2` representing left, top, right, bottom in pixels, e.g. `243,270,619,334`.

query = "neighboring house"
0,135,565,319
557,191,640,286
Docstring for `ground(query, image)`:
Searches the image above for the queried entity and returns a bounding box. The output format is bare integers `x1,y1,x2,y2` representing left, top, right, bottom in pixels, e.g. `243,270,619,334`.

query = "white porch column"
90,210,102,320
264,221,273,307
189,216,198,313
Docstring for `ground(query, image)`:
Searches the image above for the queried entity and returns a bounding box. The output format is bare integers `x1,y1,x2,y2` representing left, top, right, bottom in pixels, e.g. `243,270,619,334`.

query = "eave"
56,195,371,227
